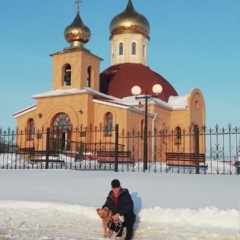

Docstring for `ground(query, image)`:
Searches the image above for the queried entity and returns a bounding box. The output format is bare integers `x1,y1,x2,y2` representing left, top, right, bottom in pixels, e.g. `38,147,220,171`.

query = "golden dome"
64,11,91,47
110,0,150,40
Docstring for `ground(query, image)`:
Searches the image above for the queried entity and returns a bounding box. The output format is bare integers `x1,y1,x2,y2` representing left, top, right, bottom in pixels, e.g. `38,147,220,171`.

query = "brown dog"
96,207,112,238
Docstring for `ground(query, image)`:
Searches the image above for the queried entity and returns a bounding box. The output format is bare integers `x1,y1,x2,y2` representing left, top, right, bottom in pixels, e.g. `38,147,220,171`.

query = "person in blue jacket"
102,179,136,240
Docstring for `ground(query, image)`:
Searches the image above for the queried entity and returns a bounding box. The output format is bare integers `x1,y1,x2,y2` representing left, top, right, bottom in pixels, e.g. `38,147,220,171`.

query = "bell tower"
50,1,102,91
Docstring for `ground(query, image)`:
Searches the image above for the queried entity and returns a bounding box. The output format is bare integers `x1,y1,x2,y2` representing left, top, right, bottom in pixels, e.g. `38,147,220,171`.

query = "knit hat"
111,179,120,188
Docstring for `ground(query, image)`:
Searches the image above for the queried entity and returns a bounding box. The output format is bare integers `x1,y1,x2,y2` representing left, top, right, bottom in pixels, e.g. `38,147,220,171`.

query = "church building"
13,0,205,160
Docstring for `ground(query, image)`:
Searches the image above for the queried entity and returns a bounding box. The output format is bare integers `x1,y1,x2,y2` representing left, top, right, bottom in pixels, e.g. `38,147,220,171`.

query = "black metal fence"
0,124,239,174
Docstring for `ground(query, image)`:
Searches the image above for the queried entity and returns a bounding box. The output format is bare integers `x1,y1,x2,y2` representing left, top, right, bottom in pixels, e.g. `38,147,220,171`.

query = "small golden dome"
64,12,91,47
110,0,150,40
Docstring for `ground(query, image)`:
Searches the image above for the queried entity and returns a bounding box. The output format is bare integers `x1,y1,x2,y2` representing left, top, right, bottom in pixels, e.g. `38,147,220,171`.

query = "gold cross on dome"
75,0,82,13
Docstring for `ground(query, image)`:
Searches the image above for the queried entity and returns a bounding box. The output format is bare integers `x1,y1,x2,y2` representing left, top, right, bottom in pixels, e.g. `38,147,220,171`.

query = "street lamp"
131,84,163,170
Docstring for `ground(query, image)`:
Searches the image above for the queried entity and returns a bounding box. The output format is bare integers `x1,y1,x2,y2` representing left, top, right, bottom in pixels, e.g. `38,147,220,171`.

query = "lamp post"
131,84,163,170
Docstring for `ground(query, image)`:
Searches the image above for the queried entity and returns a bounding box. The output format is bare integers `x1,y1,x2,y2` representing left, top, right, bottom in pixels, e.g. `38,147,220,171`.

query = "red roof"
100,63,178,102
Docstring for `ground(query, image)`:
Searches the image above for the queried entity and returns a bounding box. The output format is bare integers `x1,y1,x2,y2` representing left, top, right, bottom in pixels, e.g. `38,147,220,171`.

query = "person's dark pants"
122,211,136,240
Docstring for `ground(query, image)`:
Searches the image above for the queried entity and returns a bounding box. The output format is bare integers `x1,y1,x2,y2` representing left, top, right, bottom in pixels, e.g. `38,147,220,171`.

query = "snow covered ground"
0,169,239,240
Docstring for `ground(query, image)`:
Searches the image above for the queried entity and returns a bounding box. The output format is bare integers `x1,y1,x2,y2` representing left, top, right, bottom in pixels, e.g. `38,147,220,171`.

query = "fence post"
194,125,200,174
114,124,119,172
46,127,50,169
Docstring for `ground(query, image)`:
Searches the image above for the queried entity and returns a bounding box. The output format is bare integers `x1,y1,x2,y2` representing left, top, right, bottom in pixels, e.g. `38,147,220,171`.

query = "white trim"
32,89,86,99
93,99,129,109
31,87,117,101
13,105,37,118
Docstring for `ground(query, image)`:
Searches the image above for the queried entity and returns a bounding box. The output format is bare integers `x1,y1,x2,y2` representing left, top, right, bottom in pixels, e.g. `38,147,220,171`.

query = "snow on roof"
93,93,189,112
115,94,188,110
31,86,188,110
13,105,37,118
167,95,188,109
84,87,116,100
31,88,117,101
16,88,188,119
31,89,86,99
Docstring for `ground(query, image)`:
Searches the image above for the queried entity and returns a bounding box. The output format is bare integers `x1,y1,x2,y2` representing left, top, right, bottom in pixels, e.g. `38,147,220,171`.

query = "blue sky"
0,0,239,130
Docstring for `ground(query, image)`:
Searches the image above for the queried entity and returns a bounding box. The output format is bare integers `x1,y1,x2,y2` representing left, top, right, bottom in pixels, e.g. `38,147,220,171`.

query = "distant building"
13,0,205,158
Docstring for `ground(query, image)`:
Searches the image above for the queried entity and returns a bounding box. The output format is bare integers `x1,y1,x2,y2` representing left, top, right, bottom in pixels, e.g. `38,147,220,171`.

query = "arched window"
143,44,146,57
27,118,34,140
131,42,136,55
111,44,114,58
53,113,72,131
105,112,113,135
175,126,182,145
195,100,199,110
64,64,71,86
87,66,91,87
119,42,123,56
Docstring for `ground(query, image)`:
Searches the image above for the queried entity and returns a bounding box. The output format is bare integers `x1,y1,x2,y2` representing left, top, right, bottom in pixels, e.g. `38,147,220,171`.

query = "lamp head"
152,84,162,95
131,85,141,96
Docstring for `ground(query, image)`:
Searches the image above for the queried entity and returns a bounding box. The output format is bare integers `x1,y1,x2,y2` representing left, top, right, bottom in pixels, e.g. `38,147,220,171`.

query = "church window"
64,64,71,86
131,42,136,55
87,66,91,87
175,126,182,145
53,113,72,131
111,45,114,58
195,100,199,110
105,112,113,135
143,44,146,57
119,42,123,56
27,118,34,140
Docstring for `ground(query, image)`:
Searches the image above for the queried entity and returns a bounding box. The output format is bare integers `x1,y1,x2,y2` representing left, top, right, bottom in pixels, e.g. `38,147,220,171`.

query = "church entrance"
51,113,72,151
